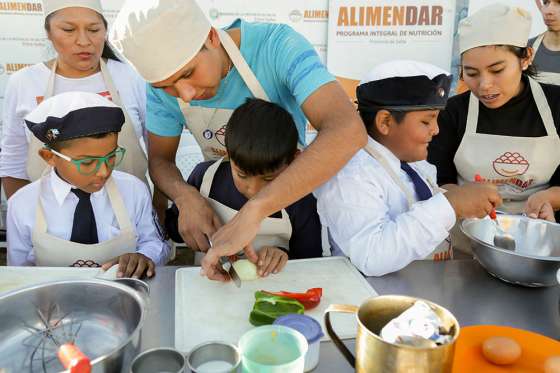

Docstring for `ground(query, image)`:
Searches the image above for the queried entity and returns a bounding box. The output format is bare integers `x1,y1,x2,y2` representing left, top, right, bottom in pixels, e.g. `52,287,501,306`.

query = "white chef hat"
459,3,532,54
109,0,212,83
43,0,103,17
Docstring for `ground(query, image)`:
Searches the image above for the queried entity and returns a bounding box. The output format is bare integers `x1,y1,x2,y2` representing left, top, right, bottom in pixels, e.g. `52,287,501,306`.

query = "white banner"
327,0,456,100
195,0,329,63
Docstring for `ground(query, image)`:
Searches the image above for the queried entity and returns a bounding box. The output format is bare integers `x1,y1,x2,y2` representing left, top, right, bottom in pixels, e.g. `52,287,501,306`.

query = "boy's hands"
257,247,288,277
102,253,155,279
445,183,502,219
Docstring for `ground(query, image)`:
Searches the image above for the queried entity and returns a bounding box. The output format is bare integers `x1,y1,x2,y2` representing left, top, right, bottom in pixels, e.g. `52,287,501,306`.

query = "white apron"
364,144,453,261
531,33,560,86
454,77,560,214
193,158,292,264
32,172,137,267
26,59,148,183
178,29,270,161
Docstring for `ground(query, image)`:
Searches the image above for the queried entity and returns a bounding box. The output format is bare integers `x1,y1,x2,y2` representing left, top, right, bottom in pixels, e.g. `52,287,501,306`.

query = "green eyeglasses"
49,147,126,176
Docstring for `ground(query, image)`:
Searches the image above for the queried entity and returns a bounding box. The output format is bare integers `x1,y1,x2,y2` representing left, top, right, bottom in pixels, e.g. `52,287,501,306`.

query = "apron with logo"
26,59,148,183
454,77,560,214
193,157,292,264
32,172,137,267
178,29,270,161
451,77,560,254
531,33,560,86
364,144,453,261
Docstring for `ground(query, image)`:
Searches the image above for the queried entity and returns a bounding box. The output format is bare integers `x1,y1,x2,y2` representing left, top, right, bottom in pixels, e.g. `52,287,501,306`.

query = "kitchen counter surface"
140,259,559,372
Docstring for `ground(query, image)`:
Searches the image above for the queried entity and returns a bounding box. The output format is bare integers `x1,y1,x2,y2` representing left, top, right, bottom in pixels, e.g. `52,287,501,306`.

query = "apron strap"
217,29,270,101
527,77,557,135
465,92,479,134
200,158,224,198
363,143,415,208
105,177,133,231
531,33,545,52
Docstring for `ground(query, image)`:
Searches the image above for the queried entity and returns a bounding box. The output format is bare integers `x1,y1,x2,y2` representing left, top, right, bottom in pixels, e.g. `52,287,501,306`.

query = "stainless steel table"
139,259,559,372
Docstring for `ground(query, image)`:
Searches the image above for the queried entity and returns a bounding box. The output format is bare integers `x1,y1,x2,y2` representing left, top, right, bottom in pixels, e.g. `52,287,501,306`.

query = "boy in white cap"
315,60,502,276
7,92,170,278
109,0,366,280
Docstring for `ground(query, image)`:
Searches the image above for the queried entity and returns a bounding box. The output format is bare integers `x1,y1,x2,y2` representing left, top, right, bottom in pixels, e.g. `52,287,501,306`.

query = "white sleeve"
6,195,34,265
0,75,31,180
316,174,456,277
133,181,170,265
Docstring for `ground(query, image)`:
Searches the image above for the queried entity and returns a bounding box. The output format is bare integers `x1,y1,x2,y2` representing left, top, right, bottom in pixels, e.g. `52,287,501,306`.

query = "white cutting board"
175,256,377,353
0,266,117,295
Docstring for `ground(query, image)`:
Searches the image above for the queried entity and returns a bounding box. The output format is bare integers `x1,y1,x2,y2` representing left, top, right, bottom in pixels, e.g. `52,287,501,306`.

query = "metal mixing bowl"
0,278,148,373
461,215,560,287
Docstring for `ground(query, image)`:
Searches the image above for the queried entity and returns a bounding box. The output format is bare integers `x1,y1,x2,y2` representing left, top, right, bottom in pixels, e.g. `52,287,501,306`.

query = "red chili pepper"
262,288,322,310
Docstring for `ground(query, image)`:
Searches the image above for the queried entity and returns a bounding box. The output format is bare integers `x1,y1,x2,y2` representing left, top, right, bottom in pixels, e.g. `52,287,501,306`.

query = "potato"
232,259,259,281
482,336,522,365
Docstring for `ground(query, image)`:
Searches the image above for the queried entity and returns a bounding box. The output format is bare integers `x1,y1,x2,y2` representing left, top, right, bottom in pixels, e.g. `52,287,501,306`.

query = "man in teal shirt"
110,0,366,280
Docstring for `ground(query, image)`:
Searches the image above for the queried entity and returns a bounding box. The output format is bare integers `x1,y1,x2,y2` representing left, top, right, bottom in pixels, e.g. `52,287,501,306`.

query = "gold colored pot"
324,295,459,373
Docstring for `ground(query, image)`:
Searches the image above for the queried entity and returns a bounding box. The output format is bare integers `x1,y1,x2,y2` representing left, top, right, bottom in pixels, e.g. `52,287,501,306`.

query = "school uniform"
6,91,170,267
315,60,454,277
166,159,324,259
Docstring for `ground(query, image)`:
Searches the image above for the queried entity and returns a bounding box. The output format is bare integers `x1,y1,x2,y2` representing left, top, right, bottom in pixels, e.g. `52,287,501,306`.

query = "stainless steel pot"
461,215,560,287
0,278,149,373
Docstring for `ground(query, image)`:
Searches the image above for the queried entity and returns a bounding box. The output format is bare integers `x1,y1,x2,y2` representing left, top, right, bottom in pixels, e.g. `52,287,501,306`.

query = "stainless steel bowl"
461,215,560,287
0,278,148,372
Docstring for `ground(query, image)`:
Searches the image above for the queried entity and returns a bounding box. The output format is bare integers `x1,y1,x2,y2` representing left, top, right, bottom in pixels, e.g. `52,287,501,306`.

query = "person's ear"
39,148,56,167
374,110,393,136
522,47,535,69
207,27,220,49
293,149,302,159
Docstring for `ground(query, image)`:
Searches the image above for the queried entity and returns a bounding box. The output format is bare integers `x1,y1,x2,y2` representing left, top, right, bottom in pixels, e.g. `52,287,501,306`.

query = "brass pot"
324,295,459,373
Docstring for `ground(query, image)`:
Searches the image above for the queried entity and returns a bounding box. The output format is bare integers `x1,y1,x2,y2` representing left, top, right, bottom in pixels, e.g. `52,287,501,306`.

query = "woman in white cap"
0,0,148,199
428,3,560,226
530,0,560,85
109,0,366,279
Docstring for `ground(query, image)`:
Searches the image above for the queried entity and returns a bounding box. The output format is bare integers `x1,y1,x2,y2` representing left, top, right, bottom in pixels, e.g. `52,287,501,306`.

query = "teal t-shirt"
146,19,335,145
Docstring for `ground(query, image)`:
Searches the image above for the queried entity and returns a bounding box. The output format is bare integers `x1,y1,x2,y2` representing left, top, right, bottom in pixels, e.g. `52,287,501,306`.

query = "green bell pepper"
249,291,305,326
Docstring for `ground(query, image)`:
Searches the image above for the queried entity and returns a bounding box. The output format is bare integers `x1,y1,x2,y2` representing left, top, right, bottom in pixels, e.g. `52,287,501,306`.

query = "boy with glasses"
7,92,170,278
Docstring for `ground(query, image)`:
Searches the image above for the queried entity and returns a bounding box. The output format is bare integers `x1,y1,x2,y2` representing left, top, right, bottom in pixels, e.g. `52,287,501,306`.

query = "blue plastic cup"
238,325,308,373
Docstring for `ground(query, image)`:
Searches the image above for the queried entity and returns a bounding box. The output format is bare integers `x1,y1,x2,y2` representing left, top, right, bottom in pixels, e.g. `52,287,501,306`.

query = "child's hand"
526,191,557,222
102,253,155,279
257,247,288,277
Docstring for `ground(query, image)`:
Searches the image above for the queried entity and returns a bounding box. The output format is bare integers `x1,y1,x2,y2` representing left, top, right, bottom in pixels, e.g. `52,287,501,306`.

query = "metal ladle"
489,210,516,251
474,174,516,251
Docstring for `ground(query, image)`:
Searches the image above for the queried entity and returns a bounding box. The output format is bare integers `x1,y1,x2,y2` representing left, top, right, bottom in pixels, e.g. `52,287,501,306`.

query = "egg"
481,336,522,365
545,356,560,373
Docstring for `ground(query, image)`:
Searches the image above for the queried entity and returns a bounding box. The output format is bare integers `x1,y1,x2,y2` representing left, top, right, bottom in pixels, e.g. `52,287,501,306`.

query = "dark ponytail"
44,11,120,62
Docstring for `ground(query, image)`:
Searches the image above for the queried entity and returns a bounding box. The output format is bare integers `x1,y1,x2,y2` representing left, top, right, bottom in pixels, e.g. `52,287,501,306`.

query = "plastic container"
274,315,324,372
238,325,308,373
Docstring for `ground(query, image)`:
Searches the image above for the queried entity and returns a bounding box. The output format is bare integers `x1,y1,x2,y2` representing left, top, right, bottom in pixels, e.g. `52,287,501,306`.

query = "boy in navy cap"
7,91,170,278
315,60,502,276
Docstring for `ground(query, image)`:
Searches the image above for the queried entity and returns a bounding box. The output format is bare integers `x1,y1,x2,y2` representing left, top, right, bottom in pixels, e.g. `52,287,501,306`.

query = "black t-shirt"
428,76,560,186
165,161,323,259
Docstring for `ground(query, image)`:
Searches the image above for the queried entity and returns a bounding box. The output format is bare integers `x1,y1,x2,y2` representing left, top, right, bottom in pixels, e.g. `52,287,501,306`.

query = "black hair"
358,108,407,138
50,132,115,151
44,11,120,61
225,98,298,176
460,45,537,79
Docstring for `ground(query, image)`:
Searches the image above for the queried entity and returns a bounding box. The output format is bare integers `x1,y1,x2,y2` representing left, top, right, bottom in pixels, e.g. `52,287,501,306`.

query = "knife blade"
219,256,242,288
206,235,241,288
